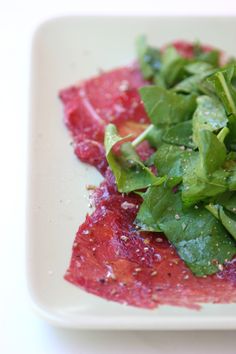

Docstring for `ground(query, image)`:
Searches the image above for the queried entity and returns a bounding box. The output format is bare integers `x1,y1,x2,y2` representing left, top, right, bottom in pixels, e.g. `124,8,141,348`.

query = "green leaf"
135,185,236,276
182,130,228,206
192,95,228,146
104,124,165,193
229,170,236,190
153,73,166,88
195,129,227,173
145,126,165,148
174,69,215,94
192,43,220,66
225,151,236,161
225,115,236,151
206,203,236,241
120,141,142,161
219,206,236,240
161,46,189,88
214,191,236,214
104,123,127,155
185,62,214,74
197,50,220,67
223,153,236,190
135,185,175,232
182,167,228,207
162,120,194,148
162,45,181,67
227,164,236,190
203,65,236,116
153,143,194,184
139,86,197,127
136,35,162,80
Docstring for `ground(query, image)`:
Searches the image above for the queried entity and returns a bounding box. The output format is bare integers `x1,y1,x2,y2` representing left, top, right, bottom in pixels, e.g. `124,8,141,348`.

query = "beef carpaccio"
59,41,236,309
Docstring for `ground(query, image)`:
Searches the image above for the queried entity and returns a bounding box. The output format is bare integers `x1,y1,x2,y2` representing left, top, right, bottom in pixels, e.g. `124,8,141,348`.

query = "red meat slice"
65,175,236,309
59,65,149,142
73,138,108,175
59,65,150,175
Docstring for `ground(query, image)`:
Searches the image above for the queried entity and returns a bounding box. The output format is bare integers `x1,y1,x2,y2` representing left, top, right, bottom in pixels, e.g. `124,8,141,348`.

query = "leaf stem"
217,127,229,143
205,204,219,219
131,124,154,148
218,71,236,115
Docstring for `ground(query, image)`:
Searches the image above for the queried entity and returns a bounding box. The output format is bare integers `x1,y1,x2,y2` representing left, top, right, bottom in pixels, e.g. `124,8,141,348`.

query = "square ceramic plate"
27,16,236,329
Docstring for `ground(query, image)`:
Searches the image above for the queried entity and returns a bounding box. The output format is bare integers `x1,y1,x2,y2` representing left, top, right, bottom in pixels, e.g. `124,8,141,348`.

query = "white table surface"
1,1,236,353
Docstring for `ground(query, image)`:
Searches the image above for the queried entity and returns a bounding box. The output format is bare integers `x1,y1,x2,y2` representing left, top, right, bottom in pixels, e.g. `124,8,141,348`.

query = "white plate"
27,16,236,329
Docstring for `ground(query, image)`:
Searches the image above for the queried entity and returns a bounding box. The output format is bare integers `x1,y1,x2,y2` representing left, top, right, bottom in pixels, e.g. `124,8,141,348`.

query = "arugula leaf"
136,185,236,276
153,143,194,185
161,46,188,87
120,141,142,161
163,48,218,91
192,42,220,66
229,168,236,190
161,45,181,67
192,95,228,146
203,65,236,115
226,115,236,151
104,124,165,193
206,203,236,241
140,86,197,127
185,62,214,74
223,153,236,190
153,73,166,88
225,151,236,161
162,120,194,148
136,35,162,80
194,129,227,173
214,191,236,214
219,206,236,240
225,160,236,190
135,185,175,232
197,50,220,67
174,69,215,94
182,130,228,206
145,126,165,148
104,123,127,152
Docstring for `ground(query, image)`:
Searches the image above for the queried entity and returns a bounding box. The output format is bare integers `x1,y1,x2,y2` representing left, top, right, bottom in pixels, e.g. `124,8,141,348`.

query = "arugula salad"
104,37,236,277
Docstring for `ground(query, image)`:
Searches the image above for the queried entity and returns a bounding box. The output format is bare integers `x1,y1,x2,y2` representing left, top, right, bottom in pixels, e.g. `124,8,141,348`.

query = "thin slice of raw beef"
65,172,236,309
59,64,149,174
